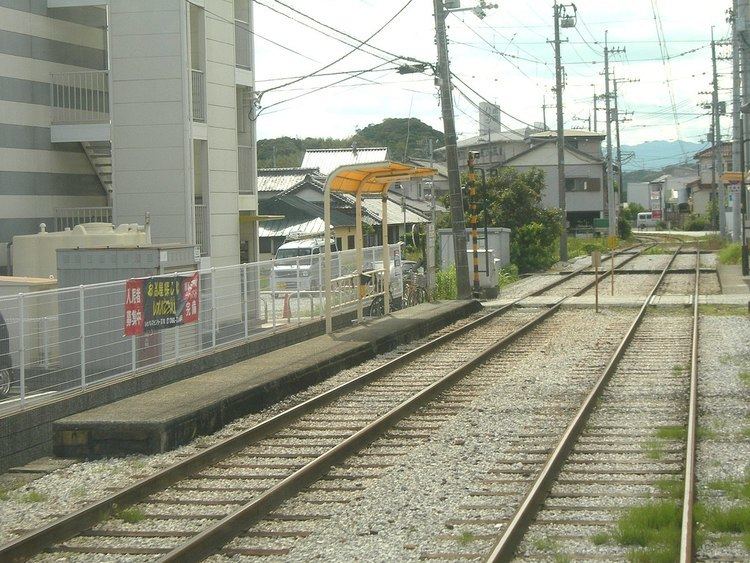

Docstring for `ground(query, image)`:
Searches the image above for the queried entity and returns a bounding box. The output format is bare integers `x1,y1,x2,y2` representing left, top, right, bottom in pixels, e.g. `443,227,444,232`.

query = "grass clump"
498,264,519,288
698,504,750,534
655,478,684,499
740,371,750,386
591,532,610,545
615,501,681,563
707,479,750,501
19,491,47,503
643,438,664,460
655,425,686,441
457,531,475,545
533,537,559,552
116,506,147,523
435,266,457,300
718,243,742,265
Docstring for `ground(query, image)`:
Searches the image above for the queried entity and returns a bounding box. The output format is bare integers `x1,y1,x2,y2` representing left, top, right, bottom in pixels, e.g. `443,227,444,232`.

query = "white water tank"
12,222,151,279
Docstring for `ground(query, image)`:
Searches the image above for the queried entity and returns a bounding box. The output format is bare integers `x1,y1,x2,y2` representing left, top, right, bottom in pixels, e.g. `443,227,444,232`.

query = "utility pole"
613,75,637,207
542,96,548,130
553,1,577,262
432,0,470,298
732,0,744,241
604,33,625,237
712,30,728,236
432,0,496,298
593,87,598,132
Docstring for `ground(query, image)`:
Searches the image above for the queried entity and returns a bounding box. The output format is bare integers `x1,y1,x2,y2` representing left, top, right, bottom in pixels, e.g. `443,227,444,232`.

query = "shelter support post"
324,184,333,334
382,193,390,315
356,191,364,323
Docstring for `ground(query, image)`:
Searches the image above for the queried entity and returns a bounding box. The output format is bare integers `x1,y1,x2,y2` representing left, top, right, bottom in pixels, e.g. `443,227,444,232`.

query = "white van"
272,237,337,291
636,212,658,229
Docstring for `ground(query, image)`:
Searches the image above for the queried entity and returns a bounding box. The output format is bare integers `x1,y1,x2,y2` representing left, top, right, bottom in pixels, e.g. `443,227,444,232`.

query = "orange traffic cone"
283,293,292,323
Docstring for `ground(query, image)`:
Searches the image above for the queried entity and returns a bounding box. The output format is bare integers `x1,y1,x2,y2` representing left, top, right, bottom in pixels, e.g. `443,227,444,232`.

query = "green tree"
620,202,646,223
474,167,562,273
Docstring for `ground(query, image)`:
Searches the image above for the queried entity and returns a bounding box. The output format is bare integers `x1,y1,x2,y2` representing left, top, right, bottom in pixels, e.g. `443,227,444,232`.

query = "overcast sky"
252,0,733,164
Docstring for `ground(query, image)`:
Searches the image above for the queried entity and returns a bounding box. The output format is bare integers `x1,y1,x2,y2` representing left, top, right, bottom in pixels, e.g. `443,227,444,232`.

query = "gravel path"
695,314,750,561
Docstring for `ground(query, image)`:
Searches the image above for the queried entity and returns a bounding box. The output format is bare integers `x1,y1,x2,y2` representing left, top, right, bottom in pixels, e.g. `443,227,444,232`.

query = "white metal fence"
50,71,109,124
0,245,403,413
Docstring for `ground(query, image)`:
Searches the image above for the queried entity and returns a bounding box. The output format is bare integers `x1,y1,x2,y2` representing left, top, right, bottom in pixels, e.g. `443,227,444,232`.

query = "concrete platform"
53,300,481,458
717,263,750,294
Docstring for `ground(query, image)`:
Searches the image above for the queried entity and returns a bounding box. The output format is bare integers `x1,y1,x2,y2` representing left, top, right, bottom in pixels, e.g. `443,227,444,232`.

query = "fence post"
131,335,137,371
242,265,249,339
271,259,277,329
296,257,301,324
210,268,217,348
42,316,49,369
318,255,324,318
174,274,180,360
79,285,86,389
18,293,25,407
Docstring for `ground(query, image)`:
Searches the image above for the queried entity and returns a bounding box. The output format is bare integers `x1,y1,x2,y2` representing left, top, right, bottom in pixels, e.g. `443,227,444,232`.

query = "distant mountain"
257,118,445,169
620,140,706,171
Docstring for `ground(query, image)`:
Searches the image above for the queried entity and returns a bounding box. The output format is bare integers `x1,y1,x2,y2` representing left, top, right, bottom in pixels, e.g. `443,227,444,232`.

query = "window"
565,178,601,192
335,237,342,250
347,235,355,249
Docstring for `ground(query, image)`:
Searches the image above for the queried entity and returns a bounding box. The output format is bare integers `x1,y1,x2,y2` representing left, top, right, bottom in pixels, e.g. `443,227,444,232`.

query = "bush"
618,216,632,240
435,266,457,299
718,243,742,265
512,222,559,273
684,214,709,231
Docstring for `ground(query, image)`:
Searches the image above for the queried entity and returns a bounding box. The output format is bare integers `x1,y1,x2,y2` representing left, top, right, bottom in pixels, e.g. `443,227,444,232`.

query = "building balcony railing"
194,203,210,256
191,69,206,122
54,206,113,232
50,70,109,125
235,20,252,70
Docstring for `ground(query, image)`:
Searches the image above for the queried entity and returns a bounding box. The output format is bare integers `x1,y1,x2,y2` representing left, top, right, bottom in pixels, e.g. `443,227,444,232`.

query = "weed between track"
616,501,682,563
116,506,147,524
698,305,750,317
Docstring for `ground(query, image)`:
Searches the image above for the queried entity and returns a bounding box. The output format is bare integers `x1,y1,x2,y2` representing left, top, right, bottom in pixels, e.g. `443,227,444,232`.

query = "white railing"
238,145,253,194
235,20,252,69
191,69,206,122
54,207,113,231
0,245,404,414
50,71,109,125
194,204,210,256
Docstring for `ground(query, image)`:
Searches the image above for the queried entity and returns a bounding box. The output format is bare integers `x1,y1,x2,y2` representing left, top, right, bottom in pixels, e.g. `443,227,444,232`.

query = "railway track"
476,247,701,562
0,248,648,562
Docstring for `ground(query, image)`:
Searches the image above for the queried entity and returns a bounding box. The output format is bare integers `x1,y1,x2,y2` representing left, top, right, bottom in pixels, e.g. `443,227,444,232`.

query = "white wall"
110,0,194,245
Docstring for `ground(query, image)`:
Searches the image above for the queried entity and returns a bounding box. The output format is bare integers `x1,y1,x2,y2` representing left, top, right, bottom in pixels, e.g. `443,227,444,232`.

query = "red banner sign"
124,273,199,336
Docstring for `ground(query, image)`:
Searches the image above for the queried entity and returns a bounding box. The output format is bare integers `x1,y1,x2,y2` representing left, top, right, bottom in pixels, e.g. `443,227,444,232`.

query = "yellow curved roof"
326,161,436,194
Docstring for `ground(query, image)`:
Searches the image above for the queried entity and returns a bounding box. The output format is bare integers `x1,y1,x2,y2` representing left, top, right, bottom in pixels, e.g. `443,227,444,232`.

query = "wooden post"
592,251,601,314
608,235,617,296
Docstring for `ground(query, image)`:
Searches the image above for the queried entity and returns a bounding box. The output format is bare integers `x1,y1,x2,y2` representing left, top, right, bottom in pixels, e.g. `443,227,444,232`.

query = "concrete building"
0,1,258,272
493,141,606,226
689,143,732,216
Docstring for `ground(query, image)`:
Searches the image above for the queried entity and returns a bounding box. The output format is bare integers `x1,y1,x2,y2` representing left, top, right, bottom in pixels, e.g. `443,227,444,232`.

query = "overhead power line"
257,0,416,96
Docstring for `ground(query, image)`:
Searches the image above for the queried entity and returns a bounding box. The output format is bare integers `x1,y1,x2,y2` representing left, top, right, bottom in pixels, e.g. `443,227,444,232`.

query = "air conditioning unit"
445,0,461,9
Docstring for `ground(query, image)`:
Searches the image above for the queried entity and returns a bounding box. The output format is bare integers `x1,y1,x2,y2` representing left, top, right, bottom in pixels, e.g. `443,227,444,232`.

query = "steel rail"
679,249,701,562
155,247,648,561
0,246,646,562
485,245,685,563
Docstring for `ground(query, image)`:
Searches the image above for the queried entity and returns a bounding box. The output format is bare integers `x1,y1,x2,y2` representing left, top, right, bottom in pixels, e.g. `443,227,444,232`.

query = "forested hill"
257,118,445,169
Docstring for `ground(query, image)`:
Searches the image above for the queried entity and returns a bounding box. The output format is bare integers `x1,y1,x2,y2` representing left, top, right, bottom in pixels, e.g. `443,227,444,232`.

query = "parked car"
636,212,659,229
272,236,338,292
0,311,12,398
